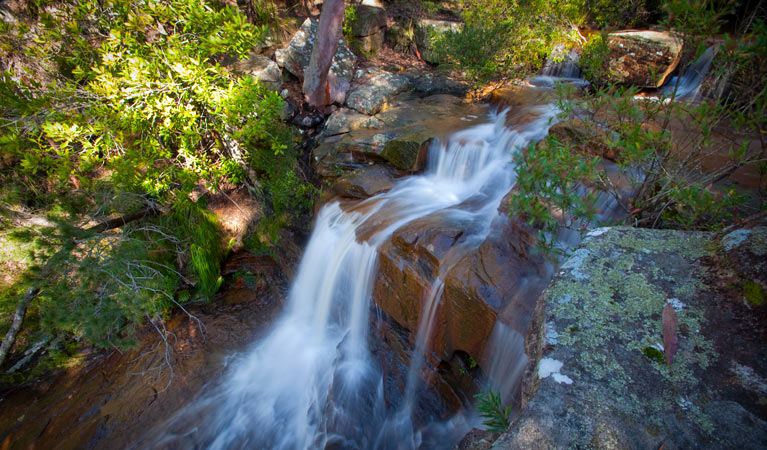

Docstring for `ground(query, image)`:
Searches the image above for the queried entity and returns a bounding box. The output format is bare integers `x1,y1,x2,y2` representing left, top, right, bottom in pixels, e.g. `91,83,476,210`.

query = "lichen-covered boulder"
492,224,767,450
605,30,684,88
275,18,357,102
346,68,411,115
414,19,461,64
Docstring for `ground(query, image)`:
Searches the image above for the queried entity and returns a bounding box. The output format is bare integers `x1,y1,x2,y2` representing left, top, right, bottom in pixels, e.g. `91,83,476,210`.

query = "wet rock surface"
313,93,485,183
373,211,548,400
332,163,397,199
492,222,767,450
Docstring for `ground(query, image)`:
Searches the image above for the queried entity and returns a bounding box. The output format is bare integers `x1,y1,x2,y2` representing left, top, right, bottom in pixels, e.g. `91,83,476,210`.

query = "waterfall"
660,46,716,100
139,96,561,449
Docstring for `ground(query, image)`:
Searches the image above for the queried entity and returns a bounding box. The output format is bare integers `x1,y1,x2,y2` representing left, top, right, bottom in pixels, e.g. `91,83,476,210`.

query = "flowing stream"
141,99,560,449
138,48,707,448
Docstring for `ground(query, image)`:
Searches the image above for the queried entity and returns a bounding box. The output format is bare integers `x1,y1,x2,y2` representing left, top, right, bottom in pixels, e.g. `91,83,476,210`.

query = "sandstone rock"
233,53,282,91
275,18,357,102
350,5,387,55
332,163,397,199
605,30,684,88
313,94,485,183
414,19,462,64
492,224,767,450
346,69,411,115
373,211,546,392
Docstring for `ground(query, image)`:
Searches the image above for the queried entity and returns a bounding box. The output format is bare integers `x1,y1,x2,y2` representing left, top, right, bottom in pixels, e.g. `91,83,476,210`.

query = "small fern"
474,390,512,432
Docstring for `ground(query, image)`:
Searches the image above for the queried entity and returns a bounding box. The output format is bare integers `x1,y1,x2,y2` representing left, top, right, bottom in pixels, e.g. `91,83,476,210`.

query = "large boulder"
605,30,684,88
414,19,461,64
275,18,357,103
492,223,767,450
346,68,411,115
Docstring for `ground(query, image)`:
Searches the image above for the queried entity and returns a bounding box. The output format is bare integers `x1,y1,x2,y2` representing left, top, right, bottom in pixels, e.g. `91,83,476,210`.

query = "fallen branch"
0,287,41,369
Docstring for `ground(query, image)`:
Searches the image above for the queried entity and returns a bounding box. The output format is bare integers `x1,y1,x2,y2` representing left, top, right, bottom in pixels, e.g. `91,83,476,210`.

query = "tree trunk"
302,0,345,109
0,287,40,369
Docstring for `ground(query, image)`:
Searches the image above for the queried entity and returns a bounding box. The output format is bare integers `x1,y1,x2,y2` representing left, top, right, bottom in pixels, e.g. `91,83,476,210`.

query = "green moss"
744,280,766,306
642,347,665,364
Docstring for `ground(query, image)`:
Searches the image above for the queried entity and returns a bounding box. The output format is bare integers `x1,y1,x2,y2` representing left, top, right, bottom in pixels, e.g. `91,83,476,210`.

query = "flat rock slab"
492,225,767,450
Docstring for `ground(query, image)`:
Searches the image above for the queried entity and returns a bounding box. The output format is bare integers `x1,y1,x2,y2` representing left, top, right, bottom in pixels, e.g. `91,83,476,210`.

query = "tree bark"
302,0,345,109
0,287,40,368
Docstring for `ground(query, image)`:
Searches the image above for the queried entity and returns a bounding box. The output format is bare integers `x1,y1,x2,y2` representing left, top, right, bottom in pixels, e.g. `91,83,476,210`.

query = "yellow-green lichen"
545,227,718,435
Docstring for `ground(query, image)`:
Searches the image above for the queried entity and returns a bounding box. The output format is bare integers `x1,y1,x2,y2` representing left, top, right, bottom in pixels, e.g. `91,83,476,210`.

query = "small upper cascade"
660,46,716,100
539,44,582,79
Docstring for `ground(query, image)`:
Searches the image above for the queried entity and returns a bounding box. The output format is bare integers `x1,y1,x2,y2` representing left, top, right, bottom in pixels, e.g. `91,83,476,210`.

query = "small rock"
233,54,282,91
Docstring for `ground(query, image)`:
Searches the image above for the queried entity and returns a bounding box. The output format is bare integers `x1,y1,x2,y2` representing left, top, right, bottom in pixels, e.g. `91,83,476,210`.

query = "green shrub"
0,0,314,357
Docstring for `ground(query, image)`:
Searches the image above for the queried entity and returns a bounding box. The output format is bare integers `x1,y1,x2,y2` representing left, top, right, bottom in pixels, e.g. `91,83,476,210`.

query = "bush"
0,1,314,357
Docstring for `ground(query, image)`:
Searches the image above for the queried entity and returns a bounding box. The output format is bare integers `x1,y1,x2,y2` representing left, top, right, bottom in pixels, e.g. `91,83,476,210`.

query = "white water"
141,98,561,449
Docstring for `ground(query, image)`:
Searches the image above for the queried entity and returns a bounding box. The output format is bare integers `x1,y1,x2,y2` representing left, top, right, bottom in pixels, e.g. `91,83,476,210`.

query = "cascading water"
660,46,716,100
139,95,562,449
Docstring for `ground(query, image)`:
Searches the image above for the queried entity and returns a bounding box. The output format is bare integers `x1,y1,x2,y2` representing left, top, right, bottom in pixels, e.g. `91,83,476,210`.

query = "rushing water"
137,41,716,447
138,98,561,449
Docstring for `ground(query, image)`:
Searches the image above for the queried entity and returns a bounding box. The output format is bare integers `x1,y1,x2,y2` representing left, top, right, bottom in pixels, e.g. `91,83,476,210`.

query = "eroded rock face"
275,18,357,102
373,211,547,383
492,224,767,450
606,30,684,88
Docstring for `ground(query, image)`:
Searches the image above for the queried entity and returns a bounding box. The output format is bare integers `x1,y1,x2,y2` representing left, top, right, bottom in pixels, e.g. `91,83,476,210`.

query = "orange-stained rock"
372,210,548,376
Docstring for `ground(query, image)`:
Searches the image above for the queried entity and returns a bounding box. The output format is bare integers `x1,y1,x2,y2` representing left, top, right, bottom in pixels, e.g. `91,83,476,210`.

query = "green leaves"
474,389,512,433
509,137,600,250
